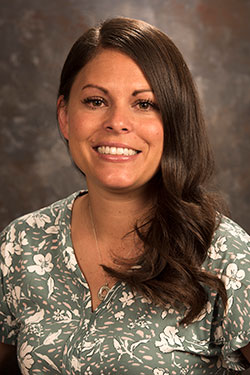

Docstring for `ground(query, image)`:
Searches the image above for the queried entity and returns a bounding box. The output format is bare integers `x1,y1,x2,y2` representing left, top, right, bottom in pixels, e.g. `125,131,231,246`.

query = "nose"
103,105,132,134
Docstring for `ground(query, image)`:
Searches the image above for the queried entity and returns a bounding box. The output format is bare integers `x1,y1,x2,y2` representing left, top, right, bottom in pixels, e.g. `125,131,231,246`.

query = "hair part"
58,17,227,325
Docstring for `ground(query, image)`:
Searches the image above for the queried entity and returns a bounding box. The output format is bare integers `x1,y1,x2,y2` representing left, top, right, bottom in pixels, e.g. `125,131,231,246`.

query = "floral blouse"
0,191,249,375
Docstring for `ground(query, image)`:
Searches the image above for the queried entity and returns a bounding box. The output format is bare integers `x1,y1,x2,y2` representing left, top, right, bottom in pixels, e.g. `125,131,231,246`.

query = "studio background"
0,0,250,236
0,1,250,373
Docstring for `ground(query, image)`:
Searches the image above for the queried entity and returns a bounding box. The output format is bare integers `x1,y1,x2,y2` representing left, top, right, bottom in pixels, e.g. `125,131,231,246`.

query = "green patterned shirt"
0,191,249,374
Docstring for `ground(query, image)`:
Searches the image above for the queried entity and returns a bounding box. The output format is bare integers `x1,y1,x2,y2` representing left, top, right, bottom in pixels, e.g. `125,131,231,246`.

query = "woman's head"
58,48,164,193
58,17,213,197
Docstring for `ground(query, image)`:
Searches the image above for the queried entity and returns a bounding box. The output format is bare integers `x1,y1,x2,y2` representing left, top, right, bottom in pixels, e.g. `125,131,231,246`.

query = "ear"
57,95,69,140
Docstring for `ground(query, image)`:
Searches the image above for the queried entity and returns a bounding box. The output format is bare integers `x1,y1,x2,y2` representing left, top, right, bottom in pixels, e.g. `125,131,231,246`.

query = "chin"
97,174,135,188
96,177,138,192
102,182,137,192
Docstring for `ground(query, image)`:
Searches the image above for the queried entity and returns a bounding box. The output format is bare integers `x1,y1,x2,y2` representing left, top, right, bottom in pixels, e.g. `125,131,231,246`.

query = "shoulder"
202,215,249,290
214,215,250,246
0,191,83,281
203,215,249,318
0,191,82,259
207,215,250,264
1,191,80,237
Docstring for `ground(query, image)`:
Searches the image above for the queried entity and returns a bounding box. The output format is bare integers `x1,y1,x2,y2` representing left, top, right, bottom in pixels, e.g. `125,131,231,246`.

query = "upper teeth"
97,146,138,155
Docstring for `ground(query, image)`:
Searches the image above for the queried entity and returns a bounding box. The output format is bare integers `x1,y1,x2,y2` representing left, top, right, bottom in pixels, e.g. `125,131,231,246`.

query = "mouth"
95,146,140,156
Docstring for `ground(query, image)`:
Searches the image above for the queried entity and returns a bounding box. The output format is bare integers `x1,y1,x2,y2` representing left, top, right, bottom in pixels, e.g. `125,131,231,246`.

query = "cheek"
152,127,164,163
148,124,164,151
67,115,87,140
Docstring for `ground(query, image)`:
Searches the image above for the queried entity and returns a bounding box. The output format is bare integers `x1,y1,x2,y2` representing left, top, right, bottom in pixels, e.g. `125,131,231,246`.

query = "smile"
97,146,139,156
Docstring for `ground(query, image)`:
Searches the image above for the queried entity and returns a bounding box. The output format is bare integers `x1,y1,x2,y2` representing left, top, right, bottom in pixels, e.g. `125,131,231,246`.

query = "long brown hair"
58,17,227,324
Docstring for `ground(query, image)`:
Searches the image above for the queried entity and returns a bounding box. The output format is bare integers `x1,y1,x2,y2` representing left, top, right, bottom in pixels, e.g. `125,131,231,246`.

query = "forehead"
85,48,138,71
73,48,151,90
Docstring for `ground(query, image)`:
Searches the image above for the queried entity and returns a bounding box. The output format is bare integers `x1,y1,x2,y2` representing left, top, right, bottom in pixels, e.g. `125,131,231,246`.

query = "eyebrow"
81,84,153,96
132,89,153,96
81,84,108,94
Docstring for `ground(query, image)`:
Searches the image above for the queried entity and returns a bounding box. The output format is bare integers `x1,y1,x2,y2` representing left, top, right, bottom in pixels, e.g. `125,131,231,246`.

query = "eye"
134,99,159,111
82,97,107,109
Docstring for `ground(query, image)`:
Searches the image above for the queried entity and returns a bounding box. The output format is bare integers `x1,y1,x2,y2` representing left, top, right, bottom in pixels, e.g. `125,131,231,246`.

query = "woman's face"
58,49,164,195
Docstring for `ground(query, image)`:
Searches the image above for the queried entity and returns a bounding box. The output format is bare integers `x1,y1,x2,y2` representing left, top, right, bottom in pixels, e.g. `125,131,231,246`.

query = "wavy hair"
57,17,227,324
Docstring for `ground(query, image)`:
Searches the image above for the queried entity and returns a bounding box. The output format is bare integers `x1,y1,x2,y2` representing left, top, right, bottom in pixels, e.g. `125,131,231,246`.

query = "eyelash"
133,99,159,111
81,97,159,111
82,97,106,108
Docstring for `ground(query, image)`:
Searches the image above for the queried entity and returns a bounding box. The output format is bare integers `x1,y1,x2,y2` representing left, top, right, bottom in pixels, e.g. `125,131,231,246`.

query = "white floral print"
128,314,152,329
26,213,51,228
47,276,55,298
25,309,45,325
63,246,77,271
71,293,79,302
155,326,184,353
113,337,149,363
222,263,245,290
114,311,125,320
119,291,135,307
53,309,72,322
17,230,28,246
28,323,44,337
224,295,233,316
220,220,250,244
44,329,62,345
208,236,227,260
19,342,34,375
0,238,22,275
27,253,53,275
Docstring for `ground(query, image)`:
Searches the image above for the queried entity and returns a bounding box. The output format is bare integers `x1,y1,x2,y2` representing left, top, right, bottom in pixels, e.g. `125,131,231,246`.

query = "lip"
95,152,139,162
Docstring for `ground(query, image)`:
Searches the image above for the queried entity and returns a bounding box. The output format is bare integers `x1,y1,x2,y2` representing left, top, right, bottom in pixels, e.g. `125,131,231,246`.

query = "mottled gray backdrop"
0,0,250,235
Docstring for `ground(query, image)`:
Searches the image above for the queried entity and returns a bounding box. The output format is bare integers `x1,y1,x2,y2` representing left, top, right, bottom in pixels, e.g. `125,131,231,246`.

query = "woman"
0,17,249,374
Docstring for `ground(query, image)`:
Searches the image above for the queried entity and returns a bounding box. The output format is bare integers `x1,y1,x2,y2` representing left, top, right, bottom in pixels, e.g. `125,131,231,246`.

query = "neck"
83,184,152,243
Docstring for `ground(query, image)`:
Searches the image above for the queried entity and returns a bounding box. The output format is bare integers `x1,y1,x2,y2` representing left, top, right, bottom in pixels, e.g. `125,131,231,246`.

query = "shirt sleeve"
209,217,250,370
0,223,19,345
